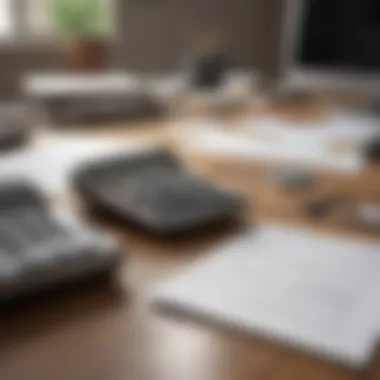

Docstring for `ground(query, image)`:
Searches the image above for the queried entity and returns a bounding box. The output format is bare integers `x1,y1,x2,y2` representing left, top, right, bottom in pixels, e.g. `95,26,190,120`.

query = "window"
0,0,13,37
0,0,115,42
25,0,55,37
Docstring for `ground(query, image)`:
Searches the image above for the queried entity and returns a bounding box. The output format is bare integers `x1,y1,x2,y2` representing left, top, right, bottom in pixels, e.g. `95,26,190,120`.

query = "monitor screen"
298,0,380,72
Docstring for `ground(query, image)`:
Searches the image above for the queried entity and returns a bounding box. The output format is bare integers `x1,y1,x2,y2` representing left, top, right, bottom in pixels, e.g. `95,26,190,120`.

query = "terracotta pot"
65,38,107,71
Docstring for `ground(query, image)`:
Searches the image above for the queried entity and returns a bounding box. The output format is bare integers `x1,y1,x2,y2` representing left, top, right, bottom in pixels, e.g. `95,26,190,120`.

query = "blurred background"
0,0,283,99
2,2,380,380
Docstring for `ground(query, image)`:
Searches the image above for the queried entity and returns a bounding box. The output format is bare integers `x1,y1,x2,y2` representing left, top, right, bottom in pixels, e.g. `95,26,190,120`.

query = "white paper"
153,224,380,368
178,124,363,172
0,136,151,195
177,111,380,172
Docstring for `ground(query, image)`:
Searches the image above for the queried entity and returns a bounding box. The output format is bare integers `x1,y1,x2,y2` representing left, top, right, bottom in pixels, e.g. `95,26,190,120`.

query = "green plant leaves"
52,0,110,38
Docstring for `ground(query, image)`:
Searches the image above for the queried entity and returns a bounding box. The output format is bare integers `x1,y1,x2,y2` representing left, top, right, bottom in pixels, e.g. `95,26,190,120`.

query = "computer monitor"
282,0,380,93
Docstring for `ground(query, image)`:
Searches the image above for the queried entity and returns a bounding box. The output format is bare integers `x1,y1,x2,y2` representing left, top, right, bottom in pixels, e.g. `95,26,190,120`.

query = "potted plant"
52,0,111,71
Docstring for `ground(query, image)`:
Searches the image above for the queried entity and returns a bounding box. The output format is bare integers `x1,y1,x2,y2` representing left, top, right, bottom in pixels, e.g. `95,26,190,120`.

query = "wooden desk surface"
1,111,380,380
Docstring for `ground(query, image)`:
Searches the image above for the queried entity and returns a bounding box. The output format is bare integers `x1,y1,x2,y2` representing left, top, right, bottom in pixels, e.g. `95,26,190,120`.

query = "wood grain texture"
1,111,378,380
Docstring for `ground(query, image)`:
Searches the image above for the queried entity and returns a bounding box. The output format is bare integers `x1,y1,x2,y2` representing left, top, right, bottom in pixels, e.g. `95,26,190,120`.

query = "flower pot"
65,38,107,71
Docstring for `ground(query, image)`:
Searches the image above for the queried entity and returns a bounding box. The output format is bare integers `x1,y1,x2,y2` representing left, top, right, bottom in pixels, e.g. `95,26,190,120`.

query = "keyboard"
0,182,122,301
74,150,244,234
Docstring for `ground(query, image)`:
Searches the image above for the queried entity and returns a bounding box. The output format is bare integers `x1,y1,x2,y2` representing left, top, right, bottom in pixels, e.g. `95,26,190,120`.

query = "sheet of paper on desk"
245,113,380,144
0,136,151,194
328,111,380,142
153,223,380,368
178,121,363,172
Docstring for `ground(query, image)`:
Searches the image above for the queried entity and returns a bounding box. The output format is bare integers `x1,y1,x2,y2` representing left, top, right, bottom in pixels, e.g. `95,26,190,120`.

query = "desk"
1,110,379,380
